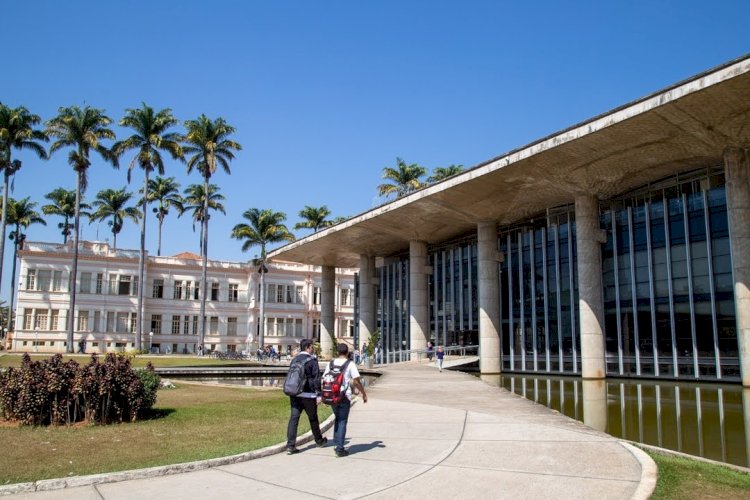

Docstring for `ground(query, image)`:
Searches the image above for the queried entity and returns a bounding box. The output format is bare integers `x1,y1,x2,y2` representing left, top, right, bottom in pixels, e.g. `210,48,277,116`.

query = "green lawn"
0,352,264,369
649,451,750,499
0,382,330,484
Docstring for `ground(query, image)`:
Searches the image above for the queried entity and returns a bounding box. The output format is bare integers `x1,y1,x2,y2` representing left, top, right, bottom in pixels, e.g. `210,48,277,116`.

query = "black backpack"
283,354,313,396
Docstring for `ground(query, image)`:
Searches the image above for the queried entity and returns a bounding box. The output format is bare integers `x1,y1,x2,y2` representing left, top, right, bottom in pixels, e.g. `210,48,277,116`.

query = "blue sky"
2,0,748,300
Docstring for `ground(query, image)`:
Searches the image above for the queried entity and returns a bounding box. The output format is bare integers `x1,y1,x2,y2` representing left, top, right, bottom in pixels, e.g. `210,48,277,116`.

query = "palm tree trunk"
67,171,82,353
0,170,10,314
157,214,163,257
8,231,18,331
198,177,208,355
135,170,148,352
259,263,265,349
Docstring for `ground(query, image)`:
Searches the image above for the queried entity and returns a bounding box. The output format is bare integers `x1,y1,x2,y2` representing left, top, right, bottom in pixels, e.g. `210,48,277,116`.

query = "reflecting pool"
481,374,750,468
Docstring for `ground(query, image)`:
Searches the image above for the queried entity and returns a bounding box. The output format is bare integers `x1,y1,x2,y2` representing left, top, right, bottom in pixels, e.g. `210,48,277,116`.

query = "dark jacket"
295,353,322,395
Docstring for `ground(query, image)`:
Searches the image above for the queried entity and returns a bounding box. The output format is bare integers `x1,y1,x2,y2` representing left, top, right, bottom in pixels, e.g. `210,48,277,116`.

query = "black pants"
287,396,324,448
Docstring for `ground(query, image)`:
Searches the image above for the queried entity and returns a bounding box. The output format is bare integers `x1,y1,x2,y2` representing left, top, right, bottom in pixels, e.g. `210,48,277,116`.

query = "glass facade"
372,168,739,382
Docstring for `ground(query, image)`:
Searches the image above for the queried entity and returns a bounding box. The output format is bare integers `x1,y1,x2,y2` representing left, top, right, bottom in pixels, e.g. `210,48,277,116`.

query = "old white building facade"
10,240,355,355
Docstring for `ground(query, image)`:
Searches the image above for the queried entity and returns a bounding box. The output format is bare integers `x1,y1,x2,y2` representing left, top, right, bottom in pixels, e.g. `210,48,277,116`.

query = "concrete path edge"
0,414,335,496
620,442,657,500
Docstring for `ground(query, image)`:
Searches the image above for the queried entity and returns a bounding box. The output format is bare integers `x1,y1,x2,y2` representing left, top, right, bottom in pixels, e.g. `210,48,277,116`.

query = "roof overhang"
269,55,750,268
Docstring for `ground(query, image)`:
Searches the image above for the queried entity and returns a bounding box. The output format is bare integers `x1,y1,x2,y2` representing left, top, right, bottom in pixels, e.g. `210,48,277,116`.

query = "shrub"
0,353,160,426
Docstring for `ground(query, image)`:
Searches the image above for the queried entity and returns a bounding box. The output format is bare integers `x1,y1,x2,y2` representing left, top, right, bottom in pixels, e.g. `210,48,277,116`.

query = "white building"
10,240,356,355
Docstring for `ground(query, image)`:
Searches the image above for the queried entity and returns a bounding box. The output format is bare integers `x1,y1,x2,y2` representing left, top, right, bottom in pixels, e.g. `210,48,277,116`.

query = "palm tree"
114,104,183,350
46,105,117,353
42,188,92,243
180,183,225,254
294,205,332,233
146,176,184,256
183,115,241,354
91,188,140,249
0,104,48,311
5,197,46,330
427,164,465,183
377,157,427,198
231,208,295,349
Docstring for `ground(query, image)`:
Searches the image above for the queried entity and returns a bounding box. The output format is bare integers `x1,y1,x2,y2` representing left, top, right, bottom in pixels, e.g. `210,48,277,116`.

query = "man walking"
286,339,328,454
325,343,368,457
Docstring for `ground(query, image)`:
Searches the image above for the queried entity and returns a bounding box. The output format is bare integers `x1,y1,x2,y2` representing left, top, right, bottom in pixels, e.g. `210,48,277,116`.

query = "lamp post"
149,331,153,353
257,258,268,349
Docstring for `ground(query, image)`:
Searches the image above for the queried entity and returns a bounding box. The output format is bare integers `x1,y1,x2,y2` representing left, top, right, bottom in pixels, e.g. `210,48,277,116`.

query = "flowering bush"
0,353,160,425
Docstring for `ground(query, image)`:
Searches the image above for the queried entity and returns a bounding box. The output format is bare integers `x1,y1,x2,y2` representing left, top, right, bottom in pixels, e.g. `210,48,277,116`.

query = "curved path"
4,364,656,499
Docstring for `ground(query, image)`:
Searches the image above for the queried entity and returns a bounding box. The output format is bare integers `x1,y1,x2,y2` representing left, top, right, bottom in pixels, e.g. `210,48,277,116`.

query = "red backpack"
320,359,351,405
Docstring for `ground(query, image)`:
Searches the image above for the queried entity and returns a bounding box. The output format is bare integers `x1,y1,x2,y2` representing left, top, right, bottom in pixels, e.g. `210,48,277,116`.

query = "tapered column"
575,194,606,379
358,255,376,350
320,265,336,359
478,222,502,373
725,147,750,387
410,240,429,358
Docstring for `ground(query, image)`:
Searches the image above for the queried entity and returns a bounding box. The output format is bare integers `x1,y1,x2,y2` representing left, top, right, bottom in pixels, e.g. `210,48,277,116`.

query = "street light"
149,331,153,353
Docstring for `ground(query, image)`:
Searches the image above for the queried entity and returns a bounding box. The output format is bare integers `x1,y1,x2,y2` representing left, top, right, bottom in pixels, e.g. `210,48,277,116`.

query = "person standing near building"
286,339,328,454
325,343,368,457
436,345,445,372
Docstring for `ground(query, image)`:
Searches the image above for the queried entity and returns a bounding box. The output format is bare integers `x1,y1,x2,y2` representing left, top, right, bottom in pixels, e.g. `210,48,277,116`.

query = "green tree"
294,205,332,233
427,164,464,183
114,104,183,350
0,104,48,311
231,208,295,349
181,183,225,254
91,187,140,250
46,105,118,352
183,115,241,354
376,157,427,198
42,188,92,243
5,197,46,330
146,176,184,256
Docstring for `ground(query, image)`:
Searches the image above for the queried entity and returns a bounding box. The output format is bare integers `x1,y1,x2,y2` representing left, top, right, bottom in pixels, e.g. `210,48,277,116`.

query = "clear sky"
2,0,748,301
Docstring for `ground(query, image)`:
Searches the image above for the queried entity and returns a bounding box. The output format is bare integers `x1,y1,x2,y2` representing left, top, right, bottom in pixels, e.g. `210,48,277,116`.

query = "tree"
42,188,92,243
427,164,464,183
180,183,225,254
91,188,140,249
294,205,332,233
231,208,295,349
114,104,183,350
146,176,184,256
4,197,46,330
376,157,427,198
182,115,241,354
0,104,48,314
46,105,118,353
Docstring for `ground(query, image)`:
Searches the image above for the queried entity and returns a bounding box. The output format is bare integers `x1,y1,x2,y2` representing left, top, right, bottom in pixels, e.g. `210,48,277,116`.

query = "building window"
153,279,164,299
295,318,303,337
116,312,129,333
151,314,162,335
209,316,219,335
229,284,239,302
183,315,190,335
313,287,321,305
80,272,92,293
171,315,180,335
93,311,101,332
276,284,284,303
174,280,183,299
340,288,353,307
106,311,115,332
77,310,90,332
110,274,137,296
95,273,103,294
211,282,220,301
295,286,304,304
35,309,49,330
26,269,36,290
50,309,60,330
193,316,199,335
227,317,237,336
38,270,51,291
312,319,320,338
193,282,200,300
267,283,276,303
52,271,63,291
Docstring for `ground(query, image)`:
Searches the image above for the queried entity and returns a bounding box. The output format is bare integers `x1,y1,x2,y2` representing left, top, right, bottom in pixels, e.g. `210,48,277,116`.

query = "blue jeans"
332,398,352,452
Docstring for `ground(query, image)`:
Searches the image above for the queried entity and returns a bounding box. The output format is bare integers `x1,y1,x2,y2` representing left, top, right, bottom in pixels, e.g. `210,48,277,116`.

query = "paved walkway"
2,364,656,499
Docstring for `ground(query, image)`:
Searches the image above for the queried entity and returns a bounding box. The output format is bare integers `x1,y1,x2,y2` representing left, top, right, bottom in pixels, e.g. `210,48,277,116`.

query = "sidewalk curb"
0,414,335,496
619,442,657,500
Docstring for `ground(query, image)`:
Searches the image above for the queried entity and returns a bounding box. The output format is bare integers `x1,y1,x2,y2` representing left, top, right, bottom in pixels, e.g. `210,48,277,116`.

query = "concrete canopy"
269,55,750,269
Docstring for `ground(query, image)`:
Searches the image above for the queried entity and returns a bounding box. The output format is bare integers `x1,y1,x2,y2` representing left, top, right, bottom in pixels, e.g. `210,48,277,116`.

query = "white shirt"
324,357,361,401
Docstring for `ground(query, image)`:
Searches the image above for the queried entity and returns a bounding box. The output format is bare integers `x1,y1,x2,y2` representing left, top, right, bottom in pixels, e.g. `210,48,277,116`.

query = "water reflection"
176,375,376,389
484,374,748,467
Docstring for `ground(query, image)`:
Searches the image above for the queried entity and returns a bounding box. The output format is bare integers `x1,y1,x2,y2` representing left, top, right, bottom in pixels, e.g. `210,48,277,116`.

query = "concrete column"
478,222,502,374
575,194,606,379
724,148,750,387
320,265,336,359
409,240,429,358
582,379,607,432
358,255,376,350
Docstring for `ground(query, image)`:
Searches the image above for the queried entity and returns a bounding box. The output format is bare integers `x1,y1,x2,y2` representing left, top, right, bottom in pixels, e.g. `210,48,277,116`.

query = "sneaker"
335,448,350,457
286,447,300,455
316,437,328,447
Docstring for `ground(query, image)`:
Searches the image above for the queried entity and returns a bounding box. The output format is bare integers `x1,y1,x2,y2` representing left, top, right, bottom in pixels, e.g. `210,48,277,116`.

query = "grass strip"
648,450,750,499
0,382,330,484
